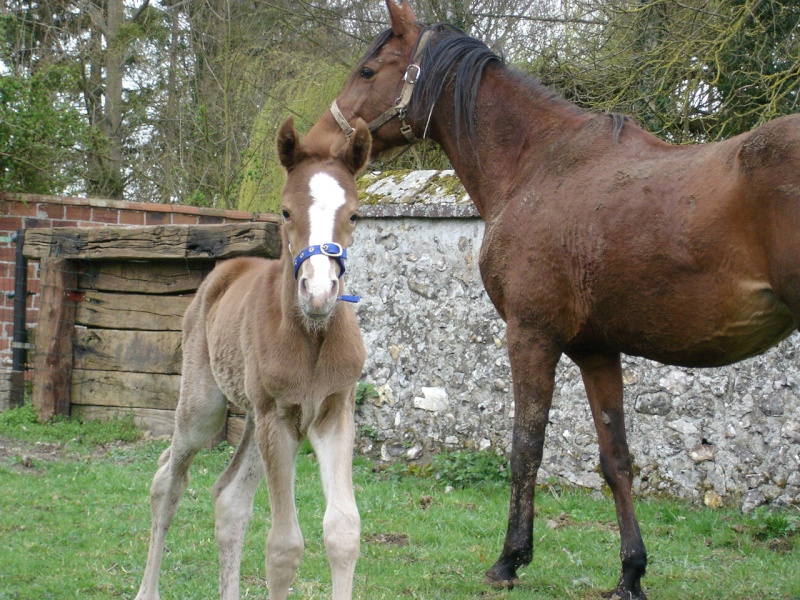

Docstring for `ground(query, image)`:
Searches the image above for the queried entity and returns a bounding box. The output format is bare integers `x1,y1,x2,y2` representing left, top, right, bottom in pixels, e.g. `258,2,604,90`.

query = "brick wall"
0,192,276,368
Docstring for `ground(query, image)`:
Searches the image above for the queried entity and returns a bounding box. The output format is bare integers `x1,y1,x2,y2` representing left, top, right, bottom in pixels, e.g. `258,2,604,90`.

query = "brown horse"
314,1,800,598
135,117,371,600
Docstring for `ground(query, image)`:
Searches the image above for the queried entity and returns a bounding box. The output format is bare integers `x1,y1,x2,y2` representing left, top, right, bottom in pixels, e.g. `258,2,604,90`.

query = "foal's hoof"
484,564,519,589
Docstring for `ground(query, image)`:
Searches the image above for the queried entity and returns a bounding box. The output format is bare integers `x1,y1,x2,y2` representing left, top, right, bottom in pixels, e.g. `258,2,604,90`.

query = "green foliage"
534,0,800,143
383,449,509,488
0,401,140,446
430,449,510,487
355,382,379,406
746,507,800,541
236,54,350,213
0,65,87,194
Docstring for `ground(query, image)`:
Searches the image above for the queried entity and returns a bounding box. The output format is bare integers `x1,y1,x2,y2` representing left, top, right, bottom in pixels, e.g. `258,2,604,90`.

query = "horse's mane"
358,24,591,146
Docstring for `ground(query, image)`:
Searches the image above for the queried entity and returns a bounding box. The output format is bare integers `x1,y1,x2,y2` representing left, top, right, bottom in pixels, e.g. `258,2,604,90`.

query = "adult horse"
315,1,800,598
135,117,371,600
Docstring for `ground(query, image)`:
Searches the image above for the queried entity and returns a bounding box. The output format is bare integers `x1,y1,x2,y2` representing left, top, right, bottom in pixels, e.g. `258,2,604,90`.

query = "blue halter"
292,243,360,303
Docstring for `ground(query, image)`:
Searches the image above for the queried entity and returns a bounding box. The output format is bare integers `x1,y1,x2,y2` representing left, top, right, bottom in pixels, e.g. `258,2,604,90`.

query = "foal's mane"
357,24,591,146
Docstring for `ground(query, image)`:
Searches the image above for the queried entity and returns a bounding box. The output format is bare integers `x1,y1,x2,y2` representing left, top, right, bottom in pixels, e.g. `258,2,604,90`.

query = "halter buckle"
320,243,344,257
404,64,421,84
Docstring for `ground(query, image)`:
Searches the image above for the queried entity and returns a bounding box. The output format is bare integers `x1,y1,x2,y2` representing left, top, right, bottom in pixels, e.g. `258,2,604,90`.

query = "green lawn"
0,405,797,599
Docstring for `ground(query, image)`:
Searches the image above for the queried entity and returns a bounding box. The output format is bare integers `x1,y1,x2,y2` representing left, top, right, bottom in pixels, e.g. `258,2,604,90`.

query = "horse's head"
277,116,371,324
330,0,426,156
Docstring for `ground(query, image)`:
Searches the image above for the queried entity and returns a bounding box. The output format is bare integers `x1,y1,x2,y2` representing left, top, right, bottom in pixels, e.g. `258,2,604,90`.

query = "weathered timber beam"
22,222,281,261
32,257,78,420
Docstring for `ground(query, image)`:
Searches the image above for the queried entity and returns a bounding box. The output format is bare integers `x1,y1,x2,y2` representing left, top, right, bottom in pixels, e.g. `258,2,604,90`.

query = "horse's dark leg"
485,324,560,588
573,351,647,600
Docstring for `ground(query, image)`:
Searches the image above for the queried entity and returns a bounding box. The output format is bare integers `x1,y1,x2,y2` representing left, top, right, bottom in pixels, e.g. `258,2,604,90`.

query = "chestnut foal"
135,117,371,600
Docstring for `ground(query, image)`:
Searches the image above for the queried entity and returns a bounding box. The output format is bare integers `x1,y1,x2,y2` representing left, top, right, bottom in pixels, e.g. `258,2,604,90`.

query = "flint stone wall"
349,170,800,512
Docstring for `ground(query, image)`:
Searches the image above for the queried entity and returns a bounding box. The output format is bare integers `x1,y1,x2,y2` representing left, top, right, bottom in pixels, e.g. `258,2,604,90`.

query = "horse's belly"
208,338,251,410
641,286,797,367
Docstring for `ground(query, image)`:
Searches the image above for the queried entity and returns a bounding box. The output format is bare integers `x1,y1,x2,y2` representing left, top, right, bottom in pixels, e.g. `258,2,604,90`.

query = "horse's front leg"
485,323,560,588
256,408,303,600
308,390,360,600
573,351,647,600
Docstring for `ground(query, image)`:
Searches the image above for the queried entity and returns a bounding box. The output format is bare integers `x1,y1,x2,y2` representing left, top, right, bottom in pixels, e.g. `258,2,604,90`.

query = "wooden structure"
22,223,281,442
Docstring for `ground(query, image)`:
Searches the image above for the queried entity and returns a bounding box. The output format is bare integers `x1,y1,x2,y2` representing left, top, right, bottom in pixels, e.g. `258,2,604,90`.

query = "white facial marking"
304,172,346,295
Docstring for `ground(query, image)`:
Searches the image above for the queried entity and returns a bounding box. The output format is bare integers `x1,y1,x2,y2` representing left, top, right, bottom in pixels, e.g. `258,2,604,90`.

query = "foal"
134,117,371,600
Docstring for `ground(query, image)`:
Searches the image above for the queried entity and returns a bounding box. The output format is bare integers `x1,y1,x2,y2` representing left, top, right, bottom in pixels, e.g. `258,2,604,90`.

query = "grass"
0,403,798,599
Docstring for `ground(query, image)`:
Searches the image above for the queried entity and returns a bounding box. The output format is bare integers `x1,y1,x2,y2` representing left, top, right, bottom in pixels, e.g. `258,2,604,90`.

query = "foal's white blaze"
303,171,346,300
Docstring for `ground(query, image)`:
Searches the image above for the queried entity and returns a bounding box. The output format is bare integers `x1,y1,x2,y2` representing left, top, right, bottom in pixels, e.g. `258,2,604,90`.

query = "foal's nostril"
299,276,310,298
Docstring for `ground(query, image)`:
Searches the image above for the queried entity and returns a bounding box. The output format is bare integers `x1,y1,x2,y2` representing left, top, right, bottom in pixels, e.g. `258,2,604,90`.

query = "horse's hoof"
484,564,519,589
603,587,647,600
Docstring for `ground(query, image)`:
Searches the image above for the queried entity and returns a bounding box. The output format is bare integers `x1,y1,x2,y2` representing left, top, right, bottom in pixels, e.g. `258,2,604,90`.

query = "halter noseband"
330,29,433,144
292,243,360,303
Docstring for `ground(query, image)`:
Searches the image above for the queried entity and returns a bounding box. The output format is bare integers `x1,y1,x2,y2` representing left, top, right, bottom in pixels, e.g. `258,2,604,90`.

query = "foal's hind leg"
308,391,360,600
573,351,647,600
213,412,265,600
135,372,228,600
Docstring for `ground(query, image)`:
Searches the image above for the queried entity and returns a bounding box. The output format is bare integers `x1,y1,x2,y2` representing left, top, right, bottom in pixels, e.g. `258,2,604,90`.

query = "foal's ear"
387,0,418,38
277,116,306,171
342,119,372,175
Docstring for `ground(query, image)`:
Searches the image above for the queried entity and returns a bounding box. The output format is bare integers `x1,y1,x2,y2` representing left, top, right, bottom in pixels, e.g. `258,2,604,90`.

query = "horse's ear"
277,116,305,170
342,119,372,175
387,0,417,38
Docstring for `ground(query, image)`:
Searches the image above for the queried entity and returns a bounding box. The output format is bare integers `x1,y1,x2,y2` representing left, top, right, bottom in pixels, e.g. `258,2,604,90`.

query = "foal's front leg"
485,322,560,588
212,413,265,600
308,390,360,600
256,409,303,600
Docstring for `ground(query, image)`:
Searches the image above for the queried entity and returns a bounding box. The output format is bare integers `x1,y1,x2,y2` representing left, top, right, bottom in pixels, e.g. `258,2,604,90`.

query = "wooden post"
31,257,78,420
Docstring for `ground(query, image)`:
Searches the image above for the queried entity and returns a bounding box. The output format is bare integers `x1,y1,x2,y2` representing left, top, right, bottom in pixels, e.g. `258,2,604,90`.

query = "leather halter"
292,243,360,303
330,29,433,144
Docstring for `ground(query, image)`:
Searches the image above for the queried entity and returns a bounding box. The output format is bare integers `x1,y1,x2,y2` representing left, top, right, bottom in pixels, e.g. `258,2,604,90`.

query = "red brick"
3,201,37,217
65,204,92,221
171,212,199,225
0,248,14,262
145,211,170,225
0,216,23,232
119,210,145,225
22,218,51,229
40,204,65,219
198,215,226,224
90,207,120,224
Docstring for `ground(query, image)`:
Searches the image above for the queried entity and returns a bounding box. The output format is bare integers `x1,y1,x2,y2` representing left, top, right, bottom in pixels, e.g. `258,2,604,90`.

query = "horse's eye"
281,209,290,220
359,67,375,80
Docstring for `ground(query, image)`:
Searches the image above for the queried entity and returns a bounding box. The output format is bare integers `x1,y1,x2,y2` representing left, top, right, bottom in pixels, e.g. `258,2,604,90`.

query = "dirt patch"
0,435,148,471
365,532,409,546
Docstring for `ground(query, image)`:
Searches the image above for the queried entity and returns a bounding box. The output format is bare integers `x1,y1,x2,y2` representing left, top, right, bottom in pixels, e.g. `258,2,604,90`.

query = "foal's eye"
281,209,290,220
359,67,375,80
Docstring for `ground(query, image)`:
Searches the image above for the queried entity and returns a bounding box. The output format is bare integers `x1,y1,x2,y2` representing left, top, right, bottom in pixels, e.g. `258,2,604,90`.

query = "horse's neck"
430,68,589,221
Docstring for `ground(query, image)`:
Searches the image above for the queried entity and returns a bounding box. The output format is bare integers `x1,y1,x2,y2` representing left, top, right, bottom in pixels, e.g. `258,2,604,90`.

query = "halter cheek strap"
292,243,361,303
331,29,433,144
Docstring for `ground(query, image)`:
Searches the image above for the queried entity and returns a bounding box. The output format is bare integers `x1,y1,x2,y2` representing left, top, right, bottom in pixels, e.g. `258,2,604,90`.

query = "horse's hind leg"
135,369,228,600
212,412,264,600
573,351,647,600
308,391,360,600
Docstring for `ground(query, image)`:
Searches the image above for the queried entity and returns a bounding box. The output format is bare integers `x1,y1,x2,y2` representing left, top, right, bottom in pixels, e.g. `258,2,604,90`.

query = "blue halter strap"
292,242,361,303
